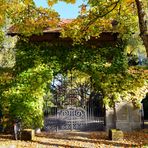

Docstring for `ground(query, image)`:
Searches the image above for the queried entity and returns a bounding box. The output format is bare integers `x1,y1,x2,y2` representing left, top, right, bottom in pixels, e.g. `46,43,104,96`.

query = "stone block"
116,122,131,131
109,129,124,141
131,122,141,130
116,105,128,121
106,101,142,131
21,129,35,141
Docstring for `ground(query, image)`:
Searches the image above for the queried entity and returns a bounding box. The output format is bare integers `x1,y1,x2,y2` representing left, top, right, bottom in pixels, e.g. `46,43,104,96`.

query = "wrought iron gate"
44,106,105,131
44,73,105,131
57,107,87,130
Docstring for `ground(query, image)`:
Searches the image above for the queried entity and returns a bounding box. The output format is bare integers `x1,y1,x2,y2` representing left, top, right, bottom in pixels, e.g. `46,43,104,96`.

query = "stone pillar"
106,101,142,131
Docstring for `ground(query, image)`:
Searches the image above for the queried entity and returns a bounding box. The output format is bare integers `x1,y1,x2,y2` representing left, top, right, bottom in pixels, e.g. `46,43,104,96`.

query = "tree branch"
81,0,121,33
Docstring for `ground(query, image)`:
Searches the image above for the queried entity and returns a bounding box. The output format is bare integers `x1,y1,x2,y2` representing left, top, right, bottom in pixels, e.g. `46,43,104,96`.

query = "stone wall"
106,101,142,131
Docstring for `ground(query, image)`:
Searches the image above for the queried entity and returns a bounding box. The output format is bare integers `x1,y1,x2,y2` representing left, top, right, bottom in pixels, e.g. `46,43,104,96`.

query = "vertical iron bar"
70,70,72,106
56,108,58,132
71,110,73,130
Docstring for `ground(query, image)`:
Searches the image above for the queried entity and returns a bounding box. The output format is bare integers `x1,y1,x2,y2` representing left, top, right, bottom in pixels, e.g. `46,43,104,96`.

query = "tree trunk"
113,103,117,129
135,0,148,57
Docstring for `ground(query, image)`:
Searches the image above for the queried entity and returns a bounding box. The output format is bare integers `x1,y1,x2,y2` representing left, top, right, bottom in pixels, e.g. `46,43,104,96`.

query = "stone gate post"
105,101,142,131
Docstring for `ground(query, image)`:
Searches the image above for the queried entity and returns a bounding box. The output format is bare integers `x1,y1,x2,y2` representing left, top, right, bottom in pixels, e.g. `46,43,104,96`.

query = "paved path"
0,131,147,148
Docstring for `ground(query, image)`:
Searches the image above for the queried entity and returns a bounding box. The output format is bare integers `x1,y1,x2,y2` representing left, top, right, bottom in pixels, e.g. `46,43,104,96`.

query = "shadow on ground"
0,131,147,147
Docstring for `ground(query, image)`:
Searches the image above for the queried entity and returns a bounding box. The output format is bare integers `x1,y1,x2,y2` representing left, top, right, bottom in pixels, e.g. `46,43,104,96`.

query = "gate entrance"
44,106,105,131
57,107,87,130
44,73,105,131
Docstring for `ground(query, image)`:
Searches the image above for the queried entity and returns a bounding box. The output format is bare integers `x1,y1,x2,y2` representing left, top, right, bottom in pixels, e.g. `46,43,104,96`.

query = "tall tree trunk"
135,0,148,57
113,102,117,129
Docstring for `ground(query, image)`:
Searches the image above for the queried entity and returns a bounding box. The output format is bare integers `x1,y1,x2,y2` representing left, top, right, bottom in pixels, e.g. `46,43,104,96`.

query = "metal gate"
44,73,105,131
44,106,105,131
57,107,87,130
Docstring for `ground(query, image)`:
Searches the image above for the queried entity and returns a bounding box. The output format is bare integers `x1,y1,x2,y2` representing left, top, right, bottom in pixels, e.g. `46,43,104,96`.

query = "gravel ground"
0,131,148,148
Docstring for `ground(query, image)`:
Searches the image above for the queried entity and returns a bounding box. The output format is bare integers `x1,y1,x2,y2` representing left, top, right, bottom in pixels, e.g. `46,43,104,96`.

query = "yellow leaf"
24,0,30,5
48,0,58,6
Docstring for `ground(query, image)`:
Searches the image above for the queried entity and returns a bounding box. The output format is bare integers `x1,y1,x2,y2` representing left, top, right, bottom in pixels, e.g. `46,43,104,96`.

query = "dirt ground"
0,130,148,148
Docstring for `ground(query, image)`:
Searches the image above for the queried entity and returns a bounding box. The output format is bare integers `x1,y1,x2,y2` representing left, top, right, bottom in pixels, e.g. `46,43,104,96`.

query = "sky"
34,0,85,18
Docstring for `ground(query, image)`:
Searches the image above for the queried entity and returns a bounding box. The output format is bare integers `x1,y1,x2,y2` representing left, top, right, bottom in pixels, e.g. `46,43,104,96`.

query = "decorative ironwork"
44,72,105,131
57,107,87,130
44,116,58,131
44,106,105,131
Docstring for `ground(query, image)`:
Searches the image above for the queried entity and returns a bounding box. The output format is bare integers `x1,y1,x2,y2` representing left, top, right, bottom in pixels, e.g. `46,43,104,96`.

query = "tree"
0,0,59,41
0,0,147,130
0,0,7,43
1,0,147,55
135,0,148,57
0,1,60,129
48,0,148,57
0,41,56,129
